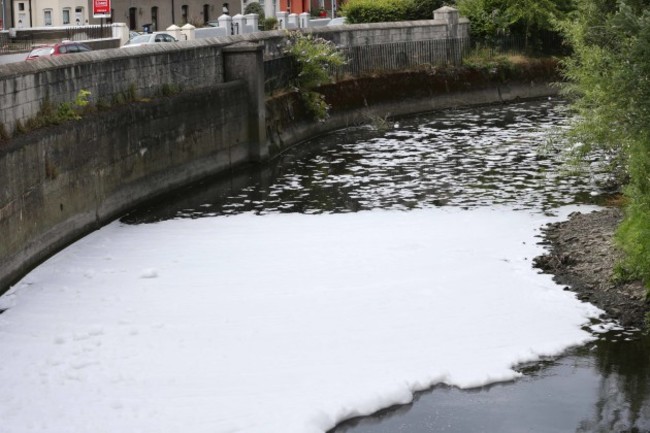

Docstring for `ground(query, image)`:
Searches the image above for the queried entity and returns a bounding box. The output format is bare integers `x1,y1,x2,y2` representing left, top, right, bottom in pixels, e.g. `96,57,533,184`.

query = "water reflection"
123,100,611,224
121,99,649,432
332,332,650,433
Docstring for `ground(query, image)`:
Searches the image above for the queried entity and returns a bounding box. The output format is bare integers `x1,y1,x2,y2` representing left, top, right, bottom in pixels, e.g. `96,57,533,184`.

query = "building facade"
277,0,336,16
100,0,243,30
2,0,250,30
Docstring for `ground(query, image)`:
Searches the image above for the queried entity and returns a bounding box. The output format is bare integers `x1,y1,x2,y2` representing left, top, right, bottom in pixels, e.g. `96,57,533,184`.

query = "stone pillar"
246,13,259,32
112,22,129,46
180,23,195,41
434,6,459,38
165,24,182,41
288,13,298,28
232,14,245,35
276,11,288,29
223,44,268,162
434,6,461,65
218,13,233,34
299,12,310,28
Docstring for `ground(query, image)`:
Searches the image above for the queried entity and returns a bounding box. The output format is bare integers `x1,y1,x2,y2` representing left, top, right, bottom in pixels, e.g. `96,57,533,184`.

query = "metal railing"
0,32,33,53
335,38,468,78
0,25,113,53
263,37,469,94
470,31,569,58
264,56,299,95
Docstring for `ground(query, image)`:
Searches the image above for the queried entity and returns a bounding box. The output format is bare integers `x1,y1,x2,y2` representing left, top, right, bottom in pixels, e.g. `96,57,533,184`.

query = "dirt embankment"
534,208,649,329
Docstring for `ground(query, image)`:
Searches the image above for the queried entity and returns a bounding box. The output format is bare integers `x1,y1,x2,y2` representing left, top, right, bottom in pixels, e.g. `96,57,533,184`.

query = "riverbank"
534,207,649,329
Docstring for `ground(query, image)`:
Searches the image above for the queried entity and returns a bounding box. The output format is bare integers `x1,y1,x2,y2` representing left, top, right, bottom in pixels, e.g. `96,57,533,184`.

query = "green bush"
284,31,346,120
263,17,278,30
244,2,265,20
342,0,445,23
342,0,409,23
404,0,445,20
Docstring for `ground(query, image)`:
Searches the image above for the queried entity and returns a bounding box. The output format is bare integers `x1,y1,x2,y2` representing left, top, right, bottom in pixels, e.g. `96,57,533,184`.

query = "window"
18,3,25,11
44,9,52,26
151,7,158,31
203,4,209,24
129,7,137,29
181,5,188,24
62,8,70,25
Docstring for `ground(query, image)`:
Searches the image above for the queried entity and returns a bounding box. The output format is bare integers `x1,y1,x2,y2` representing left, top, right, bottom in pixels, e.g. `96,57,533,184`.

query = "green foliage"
244,2,265,20
263,17,278,30
284,31,346,120
342,0,445,23
457,0,571,48
560,0,650,292
404,0,446,20
341,0,410,23
160,83,182,97
13,120,26,135
0,122,9,143
462,49,515,73
113,84,138,105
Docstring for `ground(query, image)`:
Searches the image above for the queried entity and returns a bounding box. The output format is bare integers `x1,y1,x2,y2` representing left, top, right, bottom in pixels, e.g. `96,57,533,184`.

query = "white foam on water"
0,207,602,433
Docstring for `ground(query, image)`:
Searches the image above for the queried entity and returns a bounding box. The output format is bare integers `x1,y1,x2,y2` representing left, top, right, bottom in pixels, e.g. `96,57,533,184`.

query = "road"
0,52,28,65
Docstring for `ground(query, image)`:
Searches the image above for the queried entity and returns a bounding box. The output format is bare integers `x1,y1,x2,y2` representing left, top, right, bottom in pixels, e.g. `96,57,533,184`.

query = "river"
124,98,650,433
0,98,648,433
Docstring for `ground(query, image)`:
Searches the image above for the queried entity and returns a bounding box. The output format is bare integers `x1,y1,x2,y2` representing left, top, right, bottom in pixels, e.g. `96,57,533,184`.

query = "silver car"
122,32,178,48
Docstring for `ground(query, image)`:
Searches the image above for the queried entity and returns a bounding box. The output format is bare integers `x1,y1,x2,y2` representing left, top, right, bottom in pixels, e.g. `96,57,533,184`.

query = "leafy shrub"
342,0,409,23
244,2,265,20
404,0,445,20
284,31,346,120
263,17,278,30
342,0,444,23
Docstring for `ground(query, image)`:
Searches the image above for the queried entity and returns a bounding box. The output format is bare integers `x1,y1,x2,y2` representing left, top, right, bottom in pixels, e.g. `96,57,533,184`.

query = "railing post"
299,12,310,28
232,14,245,35
276,11,288,29
218,13,233,34
288,13,298,28
180,23,195,40
434,6,459,38
245,13,259,32
434,6,461,65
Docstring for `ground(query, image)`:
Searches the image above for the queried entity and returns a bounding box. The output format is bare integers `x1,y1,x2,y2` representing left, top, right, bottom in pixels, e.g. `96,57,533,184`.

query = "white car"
327,17,347,26
122,32,178,48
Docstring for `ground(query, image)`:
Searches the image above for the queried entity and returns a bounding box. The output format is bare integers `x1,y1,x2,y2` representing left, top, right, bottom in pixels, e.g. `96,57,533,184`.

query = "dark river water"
122,99,650,432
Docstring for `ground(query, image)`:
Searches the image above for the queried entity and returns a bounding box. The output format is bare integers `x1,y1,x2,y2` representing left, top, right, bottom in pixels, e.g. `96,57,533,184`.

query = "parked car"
26,41,92,60
327,17,347,26
122,32,178,48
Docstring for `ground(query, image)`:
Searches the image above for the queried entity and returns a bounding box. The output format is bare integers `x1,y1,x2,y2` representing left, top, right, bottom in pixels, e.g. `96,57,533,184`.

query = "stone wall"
0,83,249,293
0,10,508,294
0,39,227,135
0,14,466,136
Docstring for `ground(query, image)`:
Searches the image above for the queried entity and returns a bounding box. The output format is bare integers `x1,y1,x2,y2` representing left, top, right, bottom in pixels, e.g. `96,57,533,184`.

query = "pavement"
0,52,28,65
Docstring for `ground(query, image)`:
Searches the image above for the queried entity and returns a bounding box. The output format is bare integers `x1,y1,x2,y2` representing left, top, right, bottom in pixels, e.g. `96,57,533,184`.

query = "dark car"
26,42,92,60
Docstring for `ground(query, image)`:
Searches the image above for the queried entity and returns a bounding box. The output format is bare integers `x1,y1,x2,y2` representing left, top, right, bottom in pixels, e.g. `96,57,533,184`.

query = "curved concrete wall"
0,82,249,293
0,76,558,294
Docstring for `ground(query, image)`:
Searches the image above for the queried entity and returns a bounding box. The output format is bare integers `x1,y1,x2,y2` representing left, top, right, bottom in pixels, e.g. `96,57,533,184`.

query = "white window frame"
62,7,71,25
43,8,53,26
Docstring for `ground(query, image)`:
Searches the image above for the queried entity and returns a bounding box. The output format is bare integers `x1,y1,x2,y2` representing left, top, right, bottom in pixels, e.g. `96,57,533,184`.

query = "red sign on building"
93,0,111,18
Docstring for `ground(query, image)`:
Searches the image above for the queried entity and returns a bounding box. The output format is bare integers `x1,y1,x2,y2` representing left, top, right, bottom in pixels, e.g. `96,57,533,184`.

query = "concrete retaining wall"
0,11,555,294
0,39,227,135
0,82,249,293
0,15,466,136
